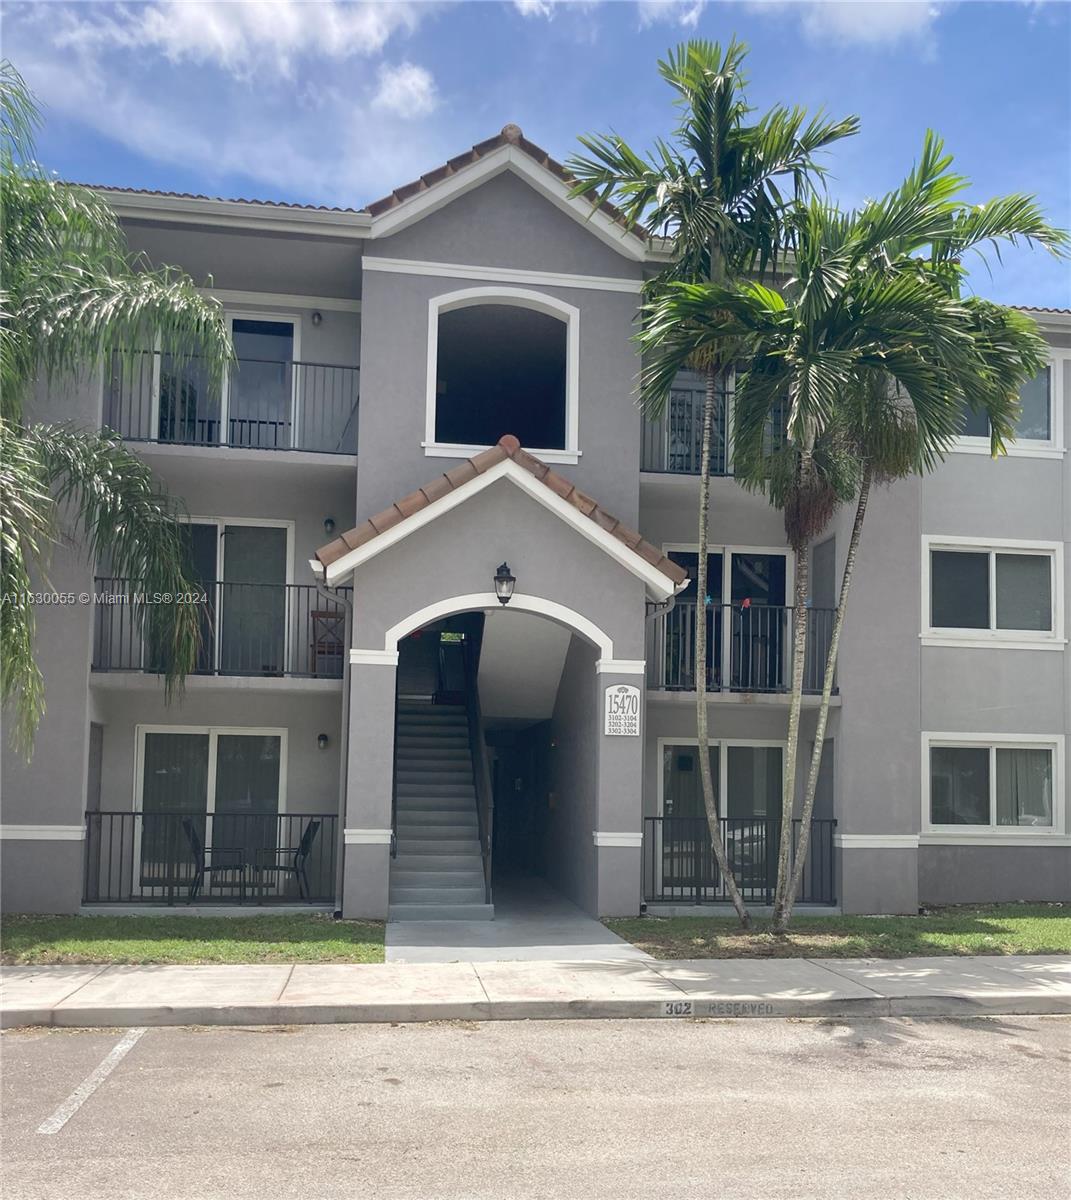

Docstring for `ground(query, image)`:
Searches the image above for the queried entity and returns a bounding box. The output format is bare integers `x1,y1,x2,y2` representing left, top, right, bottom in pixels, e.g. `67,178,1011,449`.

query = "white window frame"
952,350,1067,460
921,535,1064,650
423,286,580,465
921,732,1066,843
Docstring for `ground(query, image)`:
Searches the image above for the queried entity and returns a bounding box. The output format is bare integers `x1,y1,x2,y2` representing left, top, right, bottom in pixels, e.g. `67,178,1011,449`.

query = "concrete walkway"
386,879,652,963
3,955,1068,1028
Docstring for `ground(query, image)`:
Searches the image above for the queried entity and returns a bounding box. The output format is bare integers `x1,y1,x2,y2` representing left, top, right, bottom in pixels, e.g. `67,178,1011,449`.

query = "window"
660,741,784,820
425,288,579,462
924,538,1061,646
925,737,1062,833
957,360,1063,455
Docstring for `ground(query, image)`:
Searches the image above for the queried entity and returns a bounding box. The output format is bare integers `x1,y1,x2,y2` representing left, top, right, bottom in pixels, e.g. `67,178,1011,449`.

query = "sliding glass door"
220,525,288,675
137,728,284,893
227,319,295,448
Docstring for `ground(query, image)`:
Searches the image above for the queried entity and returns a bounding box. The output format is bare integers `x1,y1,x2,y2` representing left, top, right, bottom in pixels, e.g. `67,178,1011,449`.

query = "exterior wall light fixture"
317,733,329,750
311,310,323,326
494,562,516,606
323,517,336,537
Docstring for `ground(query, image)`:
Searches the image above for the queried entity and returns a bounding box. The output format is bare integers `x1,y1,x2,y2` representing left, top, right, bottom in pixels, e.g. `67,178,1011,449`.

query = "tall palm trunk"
696,364,750,927
774,464,872,931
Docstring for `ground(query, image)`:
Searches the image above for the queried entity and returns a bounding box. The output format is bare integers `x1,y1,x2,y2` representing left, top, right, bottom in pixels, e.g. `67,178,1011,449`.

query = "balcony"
104,350,359,454
92,578,349,680
647,601,836,695
640,374,730,476
643,816,837,905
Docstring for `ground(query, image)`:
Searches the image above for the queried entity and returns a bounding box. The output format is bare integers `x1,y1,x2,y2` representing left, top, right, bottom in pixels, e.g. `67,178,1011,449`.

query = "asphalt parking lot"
2,1016,1068,1200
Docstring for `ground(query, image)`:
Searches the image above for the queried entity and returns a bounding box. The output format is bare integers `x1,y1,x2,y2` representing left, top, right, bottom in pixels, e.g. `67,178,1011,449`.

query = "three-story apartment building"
3,125,1068,920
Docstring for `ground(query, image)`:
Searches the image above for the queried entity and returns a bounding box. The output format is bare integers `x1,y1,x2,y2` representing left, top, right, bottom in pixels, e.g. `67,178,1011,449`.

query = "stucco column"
340,651,397,919
593,662,646,917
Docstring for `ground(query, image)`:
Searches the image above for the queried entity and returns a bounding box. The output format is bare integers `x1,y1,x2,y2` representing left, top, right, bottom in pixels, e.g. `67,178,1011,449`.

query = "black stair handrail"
461,629,494,907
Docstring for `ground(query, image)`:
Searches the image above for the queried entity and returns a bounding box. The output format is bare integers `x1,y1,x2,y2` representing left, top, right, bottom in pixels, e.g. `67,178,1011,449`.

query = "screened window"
930,548,1053,634
929,743,1054,829
960,366,1052,444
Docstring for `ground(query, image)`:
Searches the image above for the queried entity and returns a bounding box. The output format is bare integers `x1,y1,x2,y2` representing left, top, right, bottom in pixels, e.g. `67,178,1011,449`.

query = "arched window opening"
434,304,568,450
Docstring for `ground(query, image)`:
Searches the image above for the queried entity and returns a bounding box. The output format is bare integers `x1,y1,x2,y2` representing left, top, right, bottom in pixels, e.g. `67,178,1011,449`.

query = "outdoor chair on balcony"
252,819,321,901
181,816,248,903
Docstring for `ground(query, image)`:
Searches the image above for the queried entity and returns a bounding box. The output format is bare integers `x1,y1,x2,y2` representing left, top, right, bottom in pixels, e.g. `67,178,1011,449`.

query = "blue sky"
6,1,1070,305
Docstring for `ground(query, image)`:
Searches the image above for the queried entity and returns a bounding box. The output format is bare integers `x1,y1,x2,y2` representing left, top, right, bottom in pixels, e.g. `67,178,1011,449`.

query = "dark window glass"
931,550,989,629
995,748,1052,827
995,554,1051,632
1016,368,1051,441
960,405,990,438
930,747,990,825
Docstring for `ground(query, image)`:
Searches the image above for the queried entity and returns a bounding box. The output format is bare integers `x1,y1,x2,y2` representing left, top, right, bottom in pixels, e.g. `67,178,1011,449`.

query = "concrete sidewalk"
3,954,1069,1027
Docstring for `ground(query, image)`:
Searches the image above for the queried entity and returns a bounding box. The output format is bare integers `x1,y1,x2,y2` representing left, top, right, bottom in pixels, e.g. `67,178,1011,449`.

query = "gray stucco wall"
545,636,599,912
919,845,1071,904
374,169,644,279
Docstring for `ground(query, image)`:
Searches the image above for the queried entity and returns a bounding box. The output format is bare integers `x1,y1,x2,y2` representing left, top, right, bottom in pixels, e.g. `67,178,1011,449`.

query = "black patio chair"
181,816,247,903
253,819,321,900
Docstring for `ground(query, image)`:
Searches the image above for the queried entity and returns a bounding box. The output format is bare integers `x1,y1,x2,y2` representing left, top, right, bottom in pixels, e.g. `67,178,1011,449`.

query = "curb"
4,991,1069,1029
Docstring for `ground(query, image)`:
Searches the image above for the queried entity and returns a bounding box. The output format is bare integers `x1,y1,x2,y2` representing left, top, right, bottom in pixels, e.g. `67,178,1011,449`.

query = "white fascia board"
363,255,642,294
367,145,648,263
323,458,676,601
99,189,372,239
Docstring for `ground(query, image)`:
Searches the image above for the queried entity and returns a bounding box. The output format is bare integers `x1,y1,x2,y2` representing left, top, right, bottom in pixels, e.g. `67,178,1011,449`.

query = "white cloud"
6,1,444,208
747,1,943,47
637,0,707,27
372,61,438,118
514,0,556,16
54,0,426,80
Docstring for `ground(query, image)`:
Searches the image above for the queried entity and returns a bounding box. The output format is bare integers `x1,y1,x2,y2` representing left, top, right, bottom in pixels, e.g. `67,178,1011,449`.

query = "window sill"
951,439,1065,460
920,832,1070,846
921,634,1066,651
422,441,581,465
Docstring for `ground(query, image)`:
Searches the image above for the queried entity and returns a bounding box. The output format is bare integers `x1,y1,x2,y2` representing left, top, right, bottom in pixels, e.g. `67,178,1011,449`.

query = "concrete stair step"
395,838,482,855
395,759,473,773
396,828,478,844
388,902,495,922
389,886,487,905
394,800,477,816
390,868,485,887
392,853,484,870
396,813,478,829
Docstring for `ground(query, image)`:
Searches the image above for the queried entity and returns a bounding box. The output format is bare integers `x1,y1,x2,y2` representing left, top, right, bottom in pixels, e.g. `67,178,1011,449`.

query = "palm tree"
1,61,233,751
640,131,1067,928
568,39,857,925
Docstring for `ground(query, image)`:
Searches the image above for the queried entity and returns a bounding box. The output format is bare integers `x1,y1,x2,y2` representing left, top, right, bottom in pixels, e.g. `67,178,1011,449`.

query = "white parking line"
36,1027,147,1135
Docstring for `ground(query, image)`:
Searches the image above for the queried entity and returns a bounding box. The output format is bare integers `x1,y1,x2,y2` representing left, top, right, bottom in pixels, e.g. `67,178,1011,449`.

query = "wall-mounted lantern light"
494,562,516,606
317,733,329,751
311,310,323,327
323,517,336,537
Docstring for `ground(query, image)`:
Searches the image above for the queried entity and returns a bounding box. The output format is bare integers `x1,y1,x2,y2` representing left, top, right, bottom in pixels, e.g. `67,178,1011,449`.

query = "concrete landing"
385,878,653,964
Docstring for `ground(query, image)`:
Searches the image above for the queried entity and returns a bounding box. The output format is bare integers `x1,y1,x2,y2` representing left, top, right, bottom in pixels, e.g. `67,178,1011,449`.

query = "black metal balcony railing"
640,386,730,475
643,816,837,905
104,350,359,454
84,811,338,905
92,578,349,678
647,601,836,694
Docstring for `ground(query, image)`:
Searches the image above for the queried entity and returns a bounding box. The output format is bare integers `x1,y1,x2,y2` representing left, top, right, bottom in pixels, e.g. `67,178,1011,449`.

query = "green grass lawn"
1,913,386,965
605,904,1071,960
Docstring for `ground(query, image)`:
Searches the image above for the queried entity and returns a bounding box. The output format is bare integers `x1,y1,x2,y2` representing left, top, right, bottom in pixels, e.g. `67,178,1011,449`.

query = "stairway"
389,699,494,921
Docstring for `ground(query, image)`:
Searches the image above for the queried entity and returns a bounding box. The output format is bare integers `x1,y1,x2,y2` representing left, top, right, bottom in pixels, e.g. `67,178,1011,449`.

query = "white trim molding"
385,592,615,659
200,288,361,313
363,255,641,294
921,731,1066,841
834,833,919,849
593,831,643,847
323,457,679,601
0,824,85,841
595,659,646,676
349,649,401,667
344,828,393,845
921,535,1064,648
424,285,580,464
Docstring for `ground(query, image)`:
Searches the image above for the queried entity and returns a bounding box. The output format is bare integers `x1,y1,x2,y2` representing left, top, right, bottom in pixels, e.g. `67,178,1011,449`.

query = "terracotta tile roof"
76,183,364,214
315,435,688,587
364,123,645,242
